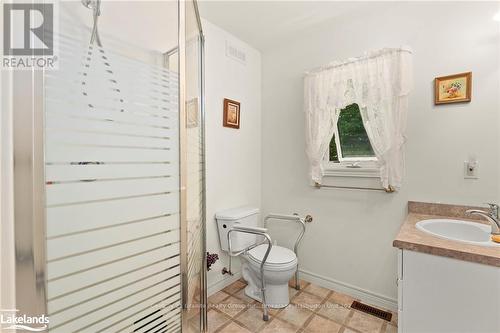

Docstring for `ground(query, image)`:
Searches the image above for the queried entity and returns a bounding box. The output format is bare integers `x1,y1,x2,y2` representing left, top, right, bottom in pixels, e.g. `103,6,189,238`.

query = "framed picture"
434,72,472,105
223,98,240,129
186,98,198,128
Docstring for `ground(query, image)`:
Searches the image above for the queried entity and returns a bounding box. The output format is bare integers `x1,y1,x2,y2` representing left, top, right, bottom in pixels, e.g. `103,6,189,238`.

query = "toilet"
216,207,298,308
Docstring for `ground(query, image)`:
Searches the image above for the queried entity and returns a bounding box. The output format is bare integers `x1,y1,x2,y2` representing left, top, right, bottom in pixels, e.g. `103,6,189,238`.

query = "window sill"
320,164,382,190
322,163,379,178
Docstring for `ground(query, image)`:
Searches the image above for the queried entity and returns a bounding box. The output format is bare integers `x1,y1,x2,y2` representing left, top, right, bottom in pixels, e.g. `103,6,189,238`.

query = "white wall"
261,2,500,308
203,20,262,292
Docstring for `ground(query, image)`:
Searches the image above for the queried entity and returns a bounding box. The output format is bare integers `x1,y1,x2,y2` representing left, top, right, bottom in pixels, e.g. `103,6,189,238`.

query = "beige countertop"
393,202,500,267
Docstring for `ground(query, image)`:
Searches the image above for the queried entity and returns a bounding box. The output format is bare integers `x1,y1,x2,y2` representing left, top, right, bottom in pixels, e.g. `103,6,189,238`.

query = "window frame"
323,105,379,178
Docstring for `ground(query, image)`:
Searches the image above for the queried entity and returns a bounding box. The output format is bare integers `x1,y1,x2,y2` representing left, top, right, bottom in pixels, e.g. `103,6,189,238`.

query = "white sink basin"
416,219,500,247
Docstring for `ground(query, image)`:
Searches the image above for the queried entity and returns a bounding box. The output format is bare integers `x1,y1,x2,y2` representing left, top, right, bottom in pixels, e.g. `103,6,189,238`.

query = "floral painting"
435,72,472,104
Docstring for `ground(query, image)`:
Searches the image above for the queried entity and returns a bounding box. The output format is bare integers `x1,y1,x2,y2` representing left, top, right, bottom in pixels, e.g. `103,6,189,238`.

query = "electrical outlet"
464,160,479,179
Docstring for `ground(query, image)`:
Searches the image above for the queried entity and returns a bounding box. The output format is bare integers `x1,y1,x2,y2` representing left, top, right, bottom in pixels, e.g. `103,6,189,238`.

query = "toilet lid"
247,245,296,265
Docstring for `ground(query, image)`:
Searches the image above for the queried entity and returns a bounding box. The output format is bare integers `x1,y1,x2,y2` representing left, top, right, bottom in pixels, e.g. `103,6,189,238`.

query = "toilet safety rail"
227,226,272,321
264,213,312,291
226,214,313,321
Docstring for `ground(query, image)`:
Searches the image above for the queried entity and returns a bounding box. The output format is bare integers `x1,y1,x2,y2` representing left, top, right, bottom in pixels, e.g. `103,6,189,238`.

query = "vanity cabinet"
397,249,500,333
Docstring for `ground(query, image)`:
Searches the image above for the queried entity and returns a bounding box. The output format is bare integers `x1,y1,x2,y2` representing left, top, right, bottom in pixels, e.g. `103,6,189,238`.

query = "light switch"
464,160,479,179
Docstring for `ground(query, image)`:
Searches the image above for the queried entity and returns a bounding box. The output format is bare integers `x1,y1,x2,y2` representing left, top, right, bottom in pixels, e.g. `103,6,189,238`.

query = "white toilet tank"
216,207,260,252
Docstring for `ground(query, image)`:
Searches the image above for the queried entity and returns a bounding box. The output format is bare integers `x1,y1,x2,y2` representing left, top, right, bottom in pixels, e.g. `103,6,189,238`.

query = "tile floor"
200,279,398,333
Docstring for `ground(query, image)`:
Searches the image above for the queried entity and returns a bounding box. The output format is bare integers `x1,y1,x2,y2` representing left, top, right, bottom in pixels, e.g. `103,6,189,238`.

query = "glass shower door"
182,0,206,331
43,1,182,332
9,1,206,332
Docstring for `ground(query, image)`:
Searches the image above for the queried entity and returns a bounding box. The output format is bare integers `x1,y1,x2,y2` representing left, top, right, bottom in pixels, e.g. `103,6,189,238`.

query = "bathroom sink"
416,219,499,247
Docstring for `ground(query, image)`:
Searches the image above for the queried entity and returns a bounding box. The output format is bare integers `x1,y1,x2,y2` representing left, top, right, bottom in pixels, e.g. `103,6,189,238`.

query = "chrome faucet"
466,203,500,235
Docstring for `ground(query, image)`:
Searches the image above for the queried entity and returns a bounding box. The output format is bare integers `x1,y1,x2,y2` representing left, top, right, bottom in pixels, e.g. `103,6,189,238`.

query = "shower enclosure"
6,0,206,332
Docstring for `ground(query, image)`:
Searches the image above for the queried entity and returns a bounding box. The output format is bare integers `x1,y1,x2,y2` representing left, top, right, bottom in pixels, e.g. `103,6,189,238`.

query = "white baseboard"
298,269,398,312
207,272,242,296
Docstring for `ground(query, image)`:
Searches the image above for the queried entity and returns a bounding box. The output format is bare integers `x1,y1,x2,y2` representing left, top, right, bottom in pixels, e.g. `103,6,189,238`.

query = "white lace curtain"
304,47,413,191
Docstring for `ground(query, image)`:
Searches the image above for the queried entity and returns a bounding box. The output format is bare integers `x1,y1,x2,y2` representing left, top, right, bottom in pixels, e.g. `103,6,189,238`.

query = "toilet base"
241,260,293,309
244,284,290,308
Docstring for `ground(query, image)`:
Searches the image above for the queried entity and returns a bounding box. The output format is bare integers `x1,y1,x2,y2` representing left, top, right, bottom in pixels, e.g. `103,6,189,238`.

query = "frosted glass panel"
184,0,205,330
44,4,180,332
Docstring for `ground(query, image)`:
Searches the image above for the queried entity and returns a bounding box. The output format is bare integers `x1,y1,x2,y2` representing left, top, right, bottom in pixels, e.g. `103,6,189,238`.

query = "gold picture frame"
223,98,240,129
434,72,472,105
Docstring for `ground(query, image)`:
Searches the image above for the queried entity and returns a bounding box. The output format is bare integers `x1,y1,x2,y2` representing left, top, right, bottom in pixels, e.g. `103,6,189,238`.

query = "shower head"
81,0,102,47
81,0,100,11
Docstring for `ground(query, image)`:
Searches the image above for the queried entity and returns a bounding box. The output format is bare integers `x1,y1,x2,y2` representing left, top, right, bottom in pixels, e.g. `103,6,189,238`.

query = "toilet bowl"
241,244,297,308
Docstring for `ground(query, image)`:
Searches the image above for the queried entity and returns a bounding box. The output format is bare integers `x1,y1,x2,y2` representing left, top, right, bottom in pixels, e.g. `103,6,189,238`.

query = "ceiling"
198,1,376,50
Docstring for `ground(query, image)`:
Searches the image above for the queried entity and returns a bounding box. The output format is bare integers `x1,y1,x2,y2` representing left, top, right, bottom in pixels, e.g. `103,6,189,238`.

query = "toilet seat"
246,244,297,271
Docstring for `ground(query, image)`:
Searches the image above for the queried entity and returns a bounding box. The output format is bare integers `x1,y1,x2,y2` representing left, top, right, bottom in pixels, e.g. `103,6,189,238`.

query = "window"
329,104,375,163
324,103,378,178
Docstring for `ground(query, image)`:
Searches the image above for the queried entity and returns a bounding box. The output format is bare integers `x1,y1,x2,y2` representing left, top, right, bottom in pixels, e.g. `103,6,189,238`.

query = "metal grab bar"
264,213,312,290
227,226,272,321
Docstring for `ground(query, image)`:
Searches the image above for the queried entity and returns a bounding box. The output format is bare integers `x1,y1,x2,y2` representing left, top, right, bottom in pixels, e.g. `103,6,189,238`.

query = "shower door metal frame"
199,28,208,333
12,67,48,320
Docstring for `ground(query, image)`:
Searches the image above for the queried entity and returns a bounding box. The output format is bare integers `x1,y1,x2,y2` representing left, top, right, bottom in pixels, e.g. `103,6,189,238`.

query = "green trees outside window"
329,104,375,162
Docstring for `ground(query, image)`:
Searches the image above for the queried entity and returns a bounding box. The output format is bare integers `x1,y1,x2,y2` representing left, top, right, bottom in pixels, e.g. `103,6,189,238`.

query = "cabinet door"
402,250,500,333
